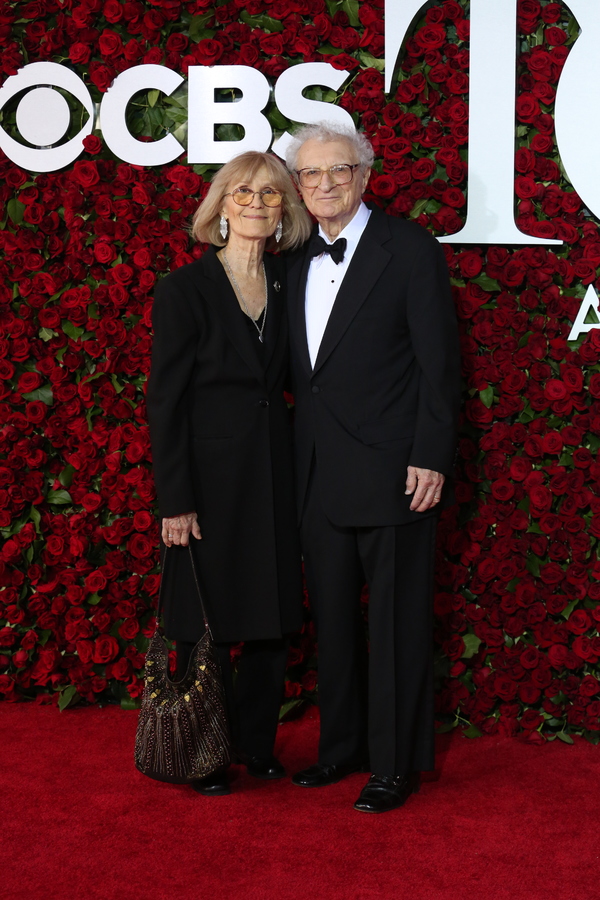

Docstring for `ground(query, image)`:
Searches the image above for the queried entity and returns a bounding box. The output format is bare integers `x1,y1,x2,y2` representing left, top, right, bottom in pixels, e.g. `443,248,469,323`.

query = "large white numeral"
555,0,600,222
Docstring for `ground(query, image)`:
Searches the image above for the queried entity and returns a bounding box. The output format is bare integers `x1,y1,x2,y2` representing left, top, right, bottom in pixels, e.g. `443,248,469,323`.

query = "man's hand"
405,466,445,513
162,512,202,547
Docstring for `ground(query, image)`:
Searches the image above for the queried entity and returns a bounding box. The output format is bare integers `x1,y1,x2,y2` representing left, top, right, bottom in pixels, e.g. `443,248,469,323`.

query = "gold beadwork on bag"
134,546,231,783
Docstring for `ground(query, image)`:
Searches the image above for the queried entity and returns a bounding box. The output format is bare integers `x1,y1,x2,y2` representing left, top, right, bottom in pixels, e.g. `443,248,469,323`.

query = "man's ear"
362,167,372,192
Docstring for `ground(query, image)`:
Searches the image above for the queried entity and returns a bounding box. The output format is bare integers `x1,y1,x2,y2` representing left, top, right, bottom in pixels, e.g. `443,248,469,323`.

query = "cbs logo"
0,62,95,172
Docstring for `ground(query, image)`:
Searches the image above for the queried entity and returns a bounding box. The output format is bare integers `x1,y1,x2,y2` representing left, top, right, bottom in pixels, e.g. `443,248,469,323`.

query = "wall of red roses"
0,0,599,742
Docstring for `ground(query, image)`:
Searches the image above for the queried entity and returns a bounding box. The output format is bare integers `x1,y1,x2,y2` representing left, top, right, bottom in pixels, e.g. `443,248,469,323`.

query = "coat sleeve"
146,274,199,518
405,236,461,476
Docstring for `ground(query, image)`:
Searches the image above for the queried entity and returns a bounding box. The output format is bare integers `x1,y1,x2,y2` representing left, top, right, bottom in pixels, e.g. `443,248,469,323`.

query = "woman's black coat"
146,246,302,644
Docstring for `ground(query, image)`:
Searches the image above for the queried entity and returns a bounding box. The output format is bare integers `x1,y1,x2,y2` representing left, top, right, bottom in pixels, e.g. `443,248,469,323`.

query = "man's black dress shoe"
292,762,365,787
353,772,420,813
243,756,286,780
190,768,230,796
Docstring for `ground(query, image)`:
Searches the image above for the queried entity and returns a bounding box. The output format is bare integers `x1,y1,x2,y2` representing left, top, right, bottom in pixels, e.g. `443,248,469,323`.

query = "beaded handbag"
134,546,231,783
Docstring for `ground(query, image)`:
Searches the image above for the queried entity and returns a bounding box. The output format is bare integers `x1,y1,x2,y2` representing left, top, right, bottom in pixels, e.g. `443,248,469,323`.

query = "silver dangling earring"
220,215,228,240
275,220,283,243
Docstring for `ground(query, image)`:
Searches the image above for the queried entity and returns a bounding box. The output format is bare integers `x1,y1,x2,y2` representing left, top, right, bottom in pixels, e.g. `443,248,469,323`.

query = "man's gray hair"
285,121,375,174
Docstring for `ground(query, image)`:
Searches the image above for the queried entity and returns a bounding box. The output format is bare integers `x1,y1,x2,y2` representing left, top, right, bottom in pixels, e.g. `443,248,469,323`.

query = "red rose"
82,135,102,155
92,635,120,665
572,637,596,661
72,161,100,188
26,401,47,424
369,174,397,198
566,610,592,635
547,644,568,669
127,533,154,560
118,618,140,640
194,39,224,65
88,62,115,93
520,709,543,730
415,23,446,50
85,570,107,592
98,29,123,59
69,42,91,65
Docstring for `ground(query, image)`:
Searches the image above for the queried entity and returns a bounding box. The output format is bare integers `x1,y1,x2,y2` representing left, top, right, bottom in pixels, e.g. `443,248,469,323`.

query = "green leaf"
526,555,542,578
58,685,80,711
59,464,76,489
561,597,578,620
461,633,482,659
62,320,85,341
147,89,160,108
267,106,292,131
7,198,26,225
240,11,284,32
518,331,533,348
46,488,73,505
473,274,500,292
189,12,214,41
479,385,494,409
120,696,140,710
317,44,345,55
462,724,483,739
358,51,385,72
527,522,544,534
279,698,303,720
38,629,52,646
435,721,457,734
111,373,124,394
215,123,244,142
38,327,56,342
559,452,573,466
87,592,101,606
22,385,53,405
29,504,41,534
409,197,429,220
555,732,574,745
342,0,360,26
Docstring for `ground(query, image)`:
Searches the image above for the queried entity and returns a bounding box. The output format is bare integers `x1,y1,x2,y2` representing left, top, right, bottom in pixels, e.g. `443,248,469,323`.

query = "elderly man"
285,123,460,813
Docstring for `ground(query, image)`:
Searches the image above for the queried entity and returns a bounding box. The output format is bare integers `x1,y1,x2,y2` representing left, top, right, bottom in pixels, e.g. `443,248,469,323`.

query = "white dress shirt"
305,202,371,368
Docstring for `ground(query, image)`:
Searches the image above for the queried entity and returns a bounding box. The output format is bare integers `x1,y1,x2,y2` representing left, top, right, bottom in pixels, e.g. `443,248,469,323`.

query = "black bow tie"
308,234,347,265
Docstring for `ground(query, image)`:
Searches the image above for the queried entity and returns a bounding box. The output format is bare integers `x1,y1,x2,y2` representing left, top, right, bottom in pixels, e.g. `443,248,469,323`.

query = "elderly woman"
146,151,312,796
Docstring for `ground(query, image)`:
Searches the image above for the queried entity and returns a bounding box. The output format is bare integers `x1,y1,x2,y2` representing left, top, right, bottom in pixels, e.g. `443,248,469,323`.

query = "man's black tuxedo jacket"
287,205,461,527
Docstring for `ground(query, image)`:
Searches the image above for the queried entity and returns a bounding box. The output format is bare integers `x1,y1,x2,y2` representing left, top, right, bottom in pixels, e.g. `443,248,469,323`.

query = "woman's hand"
405,466,445,513
162,512,202,547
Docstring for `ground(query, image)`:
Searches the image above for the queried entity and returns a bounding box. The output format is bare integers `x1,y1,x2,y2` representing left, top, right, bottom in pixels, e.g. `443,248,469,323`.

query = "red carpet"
1,704,598,900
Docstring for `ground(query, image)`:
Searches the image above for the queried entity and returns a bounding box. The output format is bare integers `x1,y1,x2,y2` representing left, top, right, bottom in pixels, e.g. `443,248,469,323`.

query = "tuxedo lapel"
201,247,267,386
312,208,392,375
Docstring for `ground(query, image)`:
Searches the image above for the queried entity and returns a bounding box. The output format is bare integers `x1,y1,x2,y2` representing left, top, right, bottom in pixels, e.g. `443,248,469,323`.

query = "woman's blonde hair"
191,151,312,252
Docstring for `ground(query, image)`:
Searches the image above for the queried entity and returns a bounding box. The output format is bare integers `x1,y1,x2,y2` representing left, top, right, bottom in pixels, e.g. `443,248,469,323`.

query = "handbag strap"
156,544,212,637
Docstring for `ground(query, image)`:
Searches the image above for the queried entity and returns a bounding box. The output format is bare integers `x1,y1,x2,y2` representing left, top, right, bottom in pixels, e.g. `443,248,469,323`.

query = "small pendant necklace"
222,252,269,343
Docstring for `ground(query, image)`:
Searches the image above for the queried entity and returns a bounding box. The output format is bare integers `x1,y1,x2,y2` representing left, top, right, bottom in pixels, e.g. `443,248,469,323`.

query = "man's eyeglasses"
223,188,283,207
295,164,361,188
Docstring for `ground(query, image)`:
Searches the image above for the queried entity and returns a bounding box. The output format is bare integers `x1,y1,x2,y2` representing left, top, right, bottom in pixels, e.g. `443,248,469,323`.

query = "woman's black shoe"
190,769,230,796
